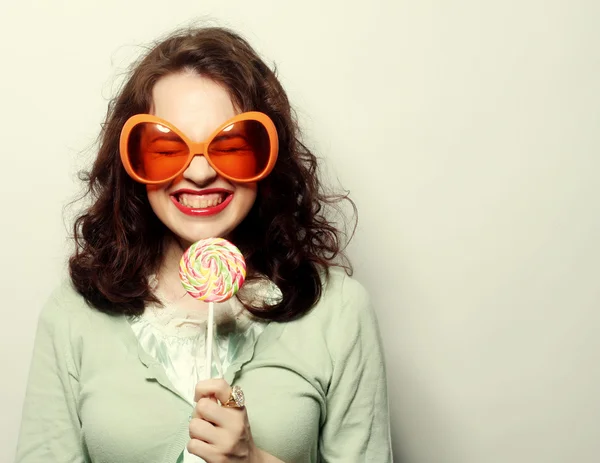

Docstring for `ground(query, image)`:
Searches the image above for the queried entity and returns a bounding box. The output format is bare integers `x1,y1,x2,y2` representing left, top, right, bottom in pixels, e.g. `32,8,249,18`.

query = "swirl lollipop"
179,237,246,303
179,238,246,379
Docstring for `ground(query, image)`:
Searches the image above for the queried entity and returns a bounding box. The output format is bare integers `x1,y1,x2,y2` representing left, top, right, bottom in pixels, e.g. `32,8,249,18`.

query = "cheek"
234,185,258,211
146,185,170,216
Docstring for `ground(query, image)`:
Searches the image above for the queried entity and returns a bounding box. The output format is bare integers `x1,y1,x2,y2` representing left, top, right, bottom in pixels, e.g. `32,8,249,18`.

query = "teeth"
178,193,225,209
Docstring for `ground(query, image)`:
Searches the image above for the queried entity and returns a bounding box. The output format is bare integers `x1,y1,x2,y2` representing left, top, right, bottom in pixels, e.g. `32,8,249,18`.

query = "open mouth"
171,189,233,216
176,192,228,209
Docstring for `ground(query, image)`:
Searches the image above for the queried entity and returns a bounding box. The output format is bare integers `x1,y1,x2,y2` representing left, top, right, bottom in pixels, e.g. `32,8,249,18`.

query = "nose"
182,155,218,187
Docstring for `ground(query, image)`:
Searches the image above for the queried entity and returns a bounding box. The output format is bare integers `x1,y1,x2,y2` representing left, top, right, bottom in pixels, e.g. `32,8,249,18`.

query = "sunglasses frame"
119,111,279,184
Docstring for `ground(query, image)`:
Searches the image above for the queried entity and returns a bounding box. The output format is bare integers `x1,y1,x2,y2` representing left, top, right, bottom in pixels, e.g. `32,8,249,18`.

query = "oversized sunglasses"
119,111,278,184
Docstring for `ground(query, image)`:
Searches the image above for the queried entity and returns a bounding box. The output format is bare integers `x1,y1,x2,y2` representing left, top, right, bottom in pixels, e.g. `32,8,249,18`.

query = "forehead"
151,72,237,141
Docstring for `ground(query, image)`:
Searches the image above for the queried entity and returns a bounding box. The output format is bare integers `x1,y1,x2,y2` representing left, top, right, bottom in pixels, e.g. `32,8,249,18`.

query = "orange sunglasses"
119,111,279,184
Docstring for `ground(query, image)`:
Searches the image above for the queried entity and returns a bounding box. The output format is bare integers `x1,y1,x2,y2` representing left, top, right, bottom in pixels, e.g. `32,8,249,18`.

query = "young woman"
16,26,392,463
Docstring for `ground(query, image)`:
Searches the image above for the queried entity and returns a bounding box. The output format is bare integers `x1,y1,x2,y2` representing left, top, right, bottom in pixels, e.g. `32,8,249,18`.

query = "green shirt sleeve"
16,287,86,462
319,278,393,462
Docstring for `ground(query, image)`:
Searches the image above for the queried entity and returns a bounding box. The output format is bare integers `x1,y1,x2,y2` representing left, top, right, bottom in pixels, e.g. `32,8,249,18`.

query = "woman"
16,26,392,463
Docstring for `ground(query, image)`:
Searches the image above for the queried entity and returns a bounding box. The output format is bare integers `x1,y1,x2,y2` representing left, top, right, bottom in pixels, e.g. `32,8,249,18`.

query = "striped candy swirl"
179,238,246,303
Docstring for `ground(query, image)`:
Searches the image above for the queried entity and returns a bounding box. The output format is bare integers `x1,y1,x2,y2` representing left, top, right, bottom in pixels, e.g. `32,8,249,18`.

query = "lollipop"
179,237,246,302
179,237,246,379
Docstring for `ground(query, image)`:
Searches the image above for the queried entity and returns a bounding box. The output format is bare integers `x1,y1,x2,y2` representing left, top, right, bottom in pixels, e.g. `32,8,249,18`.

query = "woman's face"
146,72,257,246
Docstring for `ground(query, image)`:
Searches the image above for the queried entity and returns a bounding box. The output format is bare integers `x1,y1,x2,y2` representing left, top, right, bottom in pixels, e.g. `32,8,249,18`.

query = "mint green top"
16,269,392,462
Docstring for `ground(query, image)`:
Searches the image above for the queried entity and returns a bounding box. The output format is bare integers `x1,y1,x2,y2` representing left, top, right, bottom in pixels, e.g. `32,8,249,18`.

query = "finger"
191,397,219,419
187,438,218,461
194,397,232,427
194,378,232,404
189,417,220,443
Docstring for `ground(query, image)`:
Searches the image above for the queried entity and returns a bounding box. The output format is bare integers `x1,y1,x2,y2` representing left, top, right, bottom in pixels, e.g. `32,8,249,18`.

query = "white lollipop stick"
206,302,214,380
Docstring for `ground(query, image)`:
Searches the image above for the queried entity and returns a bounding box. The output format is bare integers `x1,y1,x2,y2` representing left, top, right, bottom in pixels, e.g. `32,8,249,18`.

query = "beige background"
1,1,599,462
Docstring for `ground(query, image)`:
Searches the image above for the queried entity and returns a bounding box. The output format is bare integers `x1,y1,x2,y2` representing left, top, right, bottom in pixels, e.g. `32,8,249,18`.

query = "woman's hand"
188,378,262,463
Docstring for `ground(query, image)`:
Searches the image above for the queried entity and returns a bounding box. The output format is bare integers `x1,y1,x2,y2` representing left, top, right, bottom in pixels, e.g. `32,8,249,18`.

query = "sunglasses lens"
127,122,189,182
207,120,271,180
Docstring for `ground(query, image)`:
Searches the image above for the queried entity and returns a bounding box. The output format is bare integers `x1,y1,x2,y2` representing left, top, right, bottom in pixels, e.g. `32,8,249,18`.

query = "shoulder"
31,280,119,377
37,279,115,335
41,279,92,317
314,268,373,325
260,269,384,387
270,268,385,380
284,268,378,344
321,268,370,312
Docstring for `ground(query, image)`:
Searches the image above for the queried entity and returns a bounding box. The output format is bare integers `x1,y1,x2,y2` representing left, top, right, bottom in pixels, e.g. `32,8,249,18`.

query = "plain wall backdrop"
1,1,599,462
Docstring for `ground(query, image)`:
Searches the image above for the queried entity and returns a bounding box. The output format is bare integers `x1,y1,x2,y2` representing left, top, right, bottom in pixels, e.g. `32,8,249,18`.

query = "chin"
175,226,233,245
165,218,228,243
167,210,248,245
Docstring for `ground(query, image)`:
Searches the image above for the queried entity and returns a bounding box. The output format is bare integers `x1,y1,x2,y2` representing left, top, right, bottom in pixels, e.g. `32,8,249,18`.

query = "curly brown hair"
69,26,355,322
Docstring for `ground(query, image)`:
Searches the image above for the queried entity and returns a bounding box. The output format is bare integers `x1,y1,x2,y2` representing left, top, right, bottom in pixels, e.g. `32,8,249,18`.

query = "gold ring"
222,385,245,408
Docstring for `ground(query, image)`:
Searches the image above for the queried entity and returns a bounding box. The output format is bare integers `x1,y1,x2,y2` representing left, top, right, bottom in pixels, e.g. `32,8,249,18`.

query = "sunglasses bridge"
187,141,209,157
